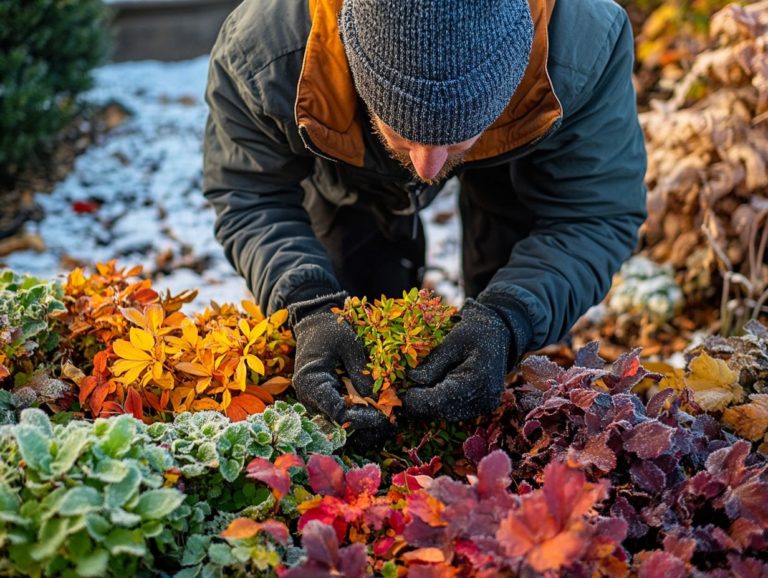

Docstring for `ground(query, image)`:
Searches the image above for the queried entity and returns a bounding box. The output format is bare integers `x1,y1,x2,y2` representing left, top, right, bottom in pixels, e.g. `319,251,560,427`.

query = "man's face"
369,113,481,185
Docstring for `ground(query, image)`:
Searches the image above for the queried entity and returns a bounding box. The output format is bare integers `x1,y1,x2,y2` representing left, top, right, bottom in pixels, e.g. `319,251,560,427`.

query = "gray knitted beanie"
339,0,535,145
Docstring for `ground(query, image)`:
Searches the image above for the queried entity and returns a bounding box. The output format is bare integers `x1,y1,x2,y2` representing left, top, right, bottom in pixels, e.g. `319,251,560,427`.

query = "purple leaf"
476,450,512,499
610,496,648,539
574,340,606,369
339,543,368,578
301,520,339,568
728,554,768,578
521,355,564,390
624,420,675,459
569,388,600,409
463,433,489,466
630,461,667,494
568,431,617,472
646,388,676,418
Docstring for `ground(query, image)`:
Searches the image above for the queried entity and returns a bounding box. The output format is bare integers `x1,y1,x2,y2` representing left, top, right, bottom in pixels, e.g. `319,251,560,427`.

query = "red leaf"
307,454,345,497
245,454,303,500
226,393,267,422
72,200,100,214
79,375,99,406
124,388,143,420
543,462,608,528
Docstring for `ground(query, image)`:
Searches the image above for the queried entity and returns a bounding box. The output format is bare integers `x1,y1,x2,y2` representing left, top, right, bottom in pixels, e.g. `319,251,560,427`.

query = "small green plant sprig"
332,289,456,418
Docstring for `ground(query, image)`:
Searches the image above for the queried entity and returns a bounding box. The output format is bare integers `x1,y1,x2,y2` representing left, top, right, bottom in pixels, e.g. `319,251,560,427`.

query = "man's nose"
409,145,448,181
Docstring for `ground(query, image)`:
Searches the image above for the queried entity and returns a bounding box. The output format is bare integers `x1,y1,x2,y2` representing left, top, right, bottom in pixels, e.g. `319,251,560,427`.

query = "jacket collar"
295,0,562,168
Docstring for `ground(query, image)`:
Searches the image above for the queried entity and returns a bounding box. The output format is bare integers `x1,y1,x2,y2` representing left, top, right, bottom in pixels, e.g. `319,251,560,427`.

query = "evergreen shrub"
0,0,107,181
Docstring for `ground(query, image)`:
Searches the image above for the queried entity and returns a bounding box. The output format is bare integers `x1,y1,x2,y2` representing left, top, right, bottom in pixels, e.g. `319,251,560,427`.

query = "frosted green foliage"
0,271,66,381
0,409,184,577
608,256,685,325
149,402,345,483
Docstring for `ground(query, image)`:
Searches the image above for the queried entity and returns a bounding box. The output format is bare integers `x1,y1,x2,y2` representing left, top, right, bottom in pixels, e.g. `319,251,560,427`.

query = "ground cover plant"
2,260,768,577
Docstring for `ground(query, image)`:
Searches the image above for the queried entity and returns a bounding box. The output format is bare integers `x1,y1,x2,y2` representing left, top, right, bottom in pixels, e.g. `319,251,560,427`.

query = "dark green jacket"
203,0,647,354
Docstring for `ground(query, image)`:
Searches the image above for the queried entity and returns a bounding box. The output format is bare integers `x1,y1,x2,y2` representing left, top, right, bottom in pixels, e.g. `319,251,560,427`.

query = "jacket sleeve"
477,10,647,354
202,34,342,316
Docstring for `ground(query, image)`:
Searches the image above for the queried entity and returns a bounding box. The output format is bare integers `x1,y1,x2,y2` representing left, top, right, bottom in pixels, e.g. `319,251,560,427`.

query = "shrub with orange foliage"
59,262,294,422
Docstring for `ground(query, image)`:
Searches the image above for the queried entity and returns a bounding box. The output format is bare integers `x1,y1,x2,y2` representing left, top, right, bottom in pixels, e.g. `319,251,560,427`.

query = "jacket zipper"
406,182,427,240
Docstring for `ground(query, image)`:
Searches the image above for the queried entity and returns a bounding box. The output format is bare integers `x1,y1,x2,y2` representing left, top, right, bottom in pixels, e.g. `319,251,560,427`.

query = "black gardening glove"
288,292,394,449
401,298,525,422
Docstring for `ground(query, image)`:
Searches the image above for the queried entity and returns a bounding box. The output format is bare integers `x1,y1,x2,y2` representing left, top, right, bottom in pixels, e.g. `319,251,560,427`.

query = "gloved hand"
401,298,524,422
288,292,394,449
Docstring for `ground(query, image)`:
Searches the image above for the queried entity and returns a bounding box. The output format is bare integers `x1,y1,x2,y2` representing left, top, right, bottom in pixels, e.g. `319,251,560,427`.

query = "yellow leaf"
246,354,265,376
235,359,247,388
238,319,250,338
241,300,264,320
129,327,155,352
250,319,269,341
175,362,211,377
269,309,289,327
121,307,146,328
643,362,685,392
685,353,744,412
112,360,147,385
146,303,164,332
222,388,232,410
195,377,212,394
113,338,152,361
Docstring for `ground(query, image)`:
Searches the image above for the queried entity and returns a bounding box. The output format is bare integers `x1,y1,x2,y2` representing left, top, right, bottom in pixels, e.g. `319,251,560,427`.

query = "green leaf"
51,428,89,475
91,458,129,483
75,548,109,577
182,534,210,566
133,489,185,520
18,408,53,436
104,464,141,508
104,528,146,557
110,508,142,527
85,513,110,541
98,415,137,458
382,560,398,578
30,517,68,560
208,543,237,566
219,458,243,483
58,486,102,516
14,423,52,476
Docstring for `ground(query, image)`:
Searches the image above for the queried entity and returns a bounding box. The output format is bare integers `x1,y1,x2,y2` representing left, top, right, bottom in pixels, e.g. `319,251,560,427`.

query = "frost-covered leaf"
722,395,768,441
103,527,146,557
521,355,565,390
133,488,186,520
685,353,744,411
307,454,344,497
105,465,142,509
14,424,52,475
624,420,675,459
58,486,102,516
476,449,511,498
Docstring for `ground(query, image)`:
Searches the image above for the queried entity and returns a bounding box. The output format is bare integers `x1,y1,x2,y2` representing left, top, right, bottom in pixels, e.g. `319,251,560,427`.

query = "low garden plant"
0,261,767,577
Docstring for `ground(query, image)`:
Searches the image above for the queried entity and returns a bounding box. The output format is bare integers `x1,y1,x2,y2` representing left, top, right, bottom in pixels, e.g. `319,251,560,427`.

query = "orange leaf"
244,385,274,405
100,400,125,416
125,388,144,420
260,375,292,395
402,547,445,564
79,375,99,406
226,393,266,421
221,518,262,540
89,382,112,416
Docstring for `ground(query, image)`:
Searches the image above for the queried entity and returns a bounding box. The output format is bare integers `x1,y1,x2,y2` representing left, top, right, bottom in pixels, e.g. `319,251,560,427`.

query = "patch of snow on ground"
1,56,463,311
